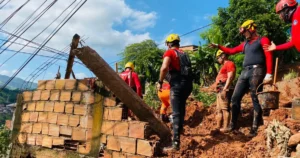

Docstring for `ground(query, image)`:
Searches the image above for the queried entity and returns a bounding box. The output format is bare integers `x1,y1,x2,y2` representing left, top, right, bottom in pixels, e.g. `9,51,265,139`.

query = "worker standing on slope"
210,20,273,137
119,62,142,119
264,0,300,52
158,34,193,151
157,80,171,123
215,50,236,132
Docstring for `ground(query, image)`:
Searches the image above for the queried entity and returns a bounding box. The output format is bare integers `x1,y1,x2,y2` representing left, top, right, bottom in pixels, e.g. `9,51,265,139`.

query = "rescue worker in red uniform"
264,0,300,52
119,62,142,97
119,62,142,119
210,20,273,137
158,34,193,151
215,50,236,133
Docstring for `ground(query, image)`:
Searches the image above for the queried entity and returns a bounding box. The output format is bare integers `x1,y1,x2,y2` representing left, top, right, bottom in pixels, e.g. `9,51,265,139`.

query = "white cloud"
75,72,87,79
0,0,157,61
0,69,16,76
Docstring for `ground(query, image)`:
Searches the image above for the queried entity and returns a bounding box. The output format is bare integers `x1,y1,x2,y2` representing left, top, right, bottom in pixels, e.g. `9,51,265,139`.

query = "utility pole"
65,34,80,79
115,62,118,73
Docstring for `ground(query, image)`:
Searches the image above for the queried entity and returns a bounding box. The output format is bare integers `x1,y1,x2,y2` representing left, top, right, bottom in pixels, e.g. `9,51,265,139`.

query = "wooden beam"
65,34,80,79
73,46,171,139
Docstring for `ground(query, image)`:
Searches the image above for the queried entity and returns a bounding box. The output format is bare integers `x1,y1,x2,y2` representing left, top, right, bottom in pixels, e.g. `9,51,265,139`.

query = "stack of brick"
101,97,157,158
19,79,94,154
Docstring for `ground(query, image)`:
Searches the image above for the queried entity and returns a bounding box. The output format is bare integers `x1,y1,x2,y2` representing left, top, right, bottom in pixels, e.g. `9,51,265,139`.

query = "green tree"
119,40,164,83
0,126,10,157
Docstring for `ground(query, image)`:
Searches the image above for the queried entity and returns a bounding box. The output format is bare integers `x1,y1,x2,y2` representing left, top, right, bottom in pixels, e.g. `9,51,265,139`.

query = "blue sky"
0,0,229,86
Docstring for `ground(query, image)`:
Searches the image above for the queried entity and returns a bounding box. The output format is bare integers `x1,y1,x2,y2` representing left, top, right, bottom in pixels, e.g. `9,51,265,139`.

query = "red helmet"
276,0,298,13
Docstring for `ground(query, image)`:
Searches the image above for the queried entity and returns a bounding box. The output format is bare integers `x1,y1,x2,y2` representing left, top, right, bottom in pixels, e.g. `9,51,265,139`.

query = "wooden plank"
73,46,171,139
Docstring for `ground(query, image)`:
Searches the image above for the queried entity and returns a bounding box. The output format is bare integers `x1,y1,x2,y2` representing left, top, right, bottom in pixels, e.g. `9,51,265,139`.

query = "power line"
0,0,76,68
0,0,87,91
0,0,11,10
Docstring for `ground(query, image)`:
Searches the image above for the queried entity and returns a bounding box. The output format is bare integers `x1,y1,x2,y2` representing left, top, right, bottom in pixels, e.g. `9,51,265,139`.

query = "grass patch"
283,69,298,81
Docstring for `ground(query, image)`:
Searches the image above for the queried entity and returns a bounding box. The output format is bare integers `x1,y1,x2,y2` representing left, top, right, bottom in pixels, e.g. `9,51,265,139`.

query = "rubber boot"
220,110,230,133
248,111,261,137
216,112,223,129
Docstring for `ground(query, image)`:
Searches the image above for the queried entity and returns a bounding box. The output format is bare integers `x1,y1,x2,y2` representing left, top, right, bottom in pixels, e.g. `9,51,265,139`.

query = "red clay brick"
57,114,69,126
65,102,74,114
44,101,54,112
129,122,148,139
47,112,58,124
114,122,129,137
36,134,43,146
80,115,93,128
22,112,30,122
72,127,86,141
49,124,59,137
60,126,72,136
55,80,65,90
107,135,120,151
78,142,91,154
100,135,107,144
18,133,27,144
72,91,81,102
65,79,77,90
60,91,71,101
29,112,39,122
27,102,36,111
42,135,52,148
137,140,154,157
74,104,86,115
103,108,109,120
32,123,42,134
103,150,112,158
35,101,45,111
119,137,136,154
104,97,116,106
101,121,115,135
81,91,95,104
46,80,55,90
23,103,27,111
112,152,126,158
68,115,79,127
41,90,50,101
27,134,36,145
37,80,47,90
32,90,42,101
78,79,89,91
54,101,65,113
50,90,60,101
86,129,92,141
107,107,123,121
38,112,47,123
126,154,145,158
21,123,32,133
52,137,64,146
23,91,32,102
42,123,49,135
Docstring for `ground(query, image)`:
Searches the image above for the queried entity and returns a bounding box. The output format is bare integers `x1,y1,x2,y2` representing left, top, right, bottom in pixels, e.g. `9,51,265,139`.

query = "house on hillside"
180,45,198,51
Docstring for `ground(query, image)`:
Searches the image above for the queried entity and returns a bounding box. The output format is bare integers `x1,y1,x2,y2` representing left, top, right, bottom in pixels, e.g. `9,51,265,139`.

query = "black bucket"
256,83,280,110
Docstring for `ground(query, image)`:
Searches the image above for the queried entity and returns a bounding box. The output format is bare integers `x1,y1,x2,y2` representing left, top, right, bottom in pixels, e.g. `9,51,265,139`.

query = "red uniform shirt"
162,83,171,90
276,7,300,51
215,60,236,83
119,69,142,97
163,48,184,71
219,36,273,74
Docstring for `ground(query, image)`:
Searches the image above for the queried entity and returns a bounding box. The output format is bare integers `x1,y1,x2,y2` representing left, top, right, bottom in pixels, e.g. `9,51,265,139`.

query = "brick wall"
101,97,157,158
19,79,94,154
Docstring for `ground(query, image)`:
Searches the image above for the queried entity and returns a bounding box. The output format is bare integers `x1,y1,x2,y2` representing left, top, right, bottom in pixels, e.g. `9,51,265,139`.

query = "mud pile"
163,101,299,158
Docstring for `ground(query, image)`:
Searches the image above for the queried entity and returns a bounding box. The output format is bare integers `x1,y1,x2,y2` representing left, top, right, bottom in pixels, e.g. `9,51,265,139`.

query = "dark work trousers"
231,66,265,130
170,76,193,142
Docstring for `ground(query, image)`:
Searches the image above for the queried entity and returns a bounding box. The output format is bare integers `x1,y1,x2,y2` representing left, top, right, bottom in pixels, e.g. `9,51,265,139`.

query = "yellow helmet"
165,34,180,43
216,50,224,58
239,20,257,33
125,62,134,70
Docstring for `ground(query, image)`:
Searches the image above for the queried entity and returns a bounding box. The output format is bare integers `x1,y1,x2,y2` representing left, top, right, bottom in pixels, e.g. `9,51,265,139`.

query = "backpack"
165,49,192,82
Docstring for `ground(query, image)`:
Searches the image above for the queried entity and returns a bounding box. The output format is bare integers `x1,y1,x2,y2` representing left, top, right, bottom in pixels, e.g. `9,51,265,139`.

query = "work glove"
263,74,273,83
208,43,219,49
